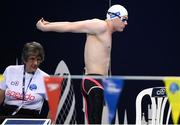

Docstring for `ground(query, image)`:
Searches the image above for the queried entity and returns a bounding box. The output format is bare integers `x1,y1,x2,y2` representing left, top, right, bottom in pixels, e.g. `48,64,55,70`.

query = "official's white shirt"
0,65,49,111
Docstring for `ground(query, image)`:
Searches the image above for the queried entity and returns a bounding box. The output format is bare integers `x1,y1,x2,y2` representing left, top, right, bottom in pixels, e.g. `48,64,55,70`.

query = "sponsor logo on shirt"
6,90,35,101
29,84,37,91
10,81,19,86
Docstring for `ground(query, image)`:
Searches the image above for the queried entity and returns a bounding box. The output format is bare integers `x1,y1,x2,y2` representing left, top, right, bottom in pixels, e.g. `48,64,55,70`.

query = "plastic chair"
135,87,171,125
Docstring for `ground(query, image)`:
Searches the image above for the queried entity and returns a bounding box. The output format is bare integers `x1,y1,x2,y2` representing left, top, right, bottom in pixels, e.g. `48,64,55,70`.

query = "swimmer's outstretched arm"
36,18,107,34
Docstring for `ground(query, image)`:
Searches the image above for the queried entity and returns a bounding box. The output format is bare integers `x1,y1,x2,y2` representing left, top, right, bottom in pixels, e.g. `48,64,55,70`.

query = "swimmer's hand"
36,18,50,31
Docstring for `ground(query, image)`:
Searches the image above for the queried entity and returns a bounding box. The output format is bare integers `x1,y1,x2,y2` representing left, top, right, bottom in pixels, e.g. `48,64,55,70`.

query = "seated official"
0,41,49,123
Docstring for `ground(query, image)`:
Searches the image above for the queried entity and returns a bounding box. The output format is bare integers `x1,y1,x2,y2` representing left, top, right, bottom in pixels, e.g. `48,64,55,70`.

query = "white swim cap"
106,4,128,20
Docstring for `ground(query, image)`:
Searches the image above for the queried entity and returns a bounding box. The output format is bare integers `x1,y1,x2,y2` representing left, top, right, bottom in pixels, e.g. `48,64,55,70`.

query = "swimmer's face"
112,15,128,32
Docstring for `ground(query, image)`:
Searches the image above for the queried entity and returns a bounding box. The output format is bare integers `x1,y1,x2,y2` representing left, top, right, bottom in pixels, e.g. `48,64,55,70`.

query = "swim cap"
106,4,128,20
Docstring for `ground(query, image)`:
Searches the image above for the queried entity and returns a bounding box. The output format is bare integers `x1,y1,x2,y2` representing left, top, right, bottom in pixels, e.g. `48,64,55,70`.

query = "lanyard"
12,65,35,115
22,65,34,101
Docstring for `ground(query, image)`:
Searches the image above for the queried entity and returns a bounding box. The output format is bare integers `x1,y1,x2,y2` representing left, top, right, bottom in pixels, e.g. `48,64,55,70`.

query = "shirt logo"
10,81,19,86
6,90,35,101
29,84,37,91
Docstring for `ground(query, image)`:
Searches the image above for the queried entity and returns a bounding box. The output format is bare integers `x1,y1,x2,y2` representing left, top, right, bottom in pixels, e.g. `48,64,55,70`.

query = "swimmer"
36,4,128,124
